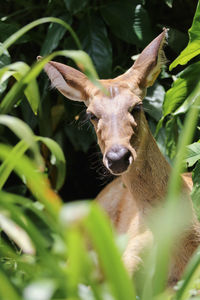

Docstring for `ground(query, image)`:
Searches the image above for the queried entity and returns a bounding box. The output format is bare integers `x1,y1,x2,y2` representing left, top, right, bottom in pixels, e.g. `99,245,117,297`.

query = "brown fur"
42,29,200,285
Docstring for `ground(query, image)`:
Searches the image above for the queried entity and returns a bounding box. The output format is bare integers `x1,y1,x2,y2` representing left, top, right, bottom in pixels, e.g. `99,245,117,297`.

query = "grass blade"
85,204,136,300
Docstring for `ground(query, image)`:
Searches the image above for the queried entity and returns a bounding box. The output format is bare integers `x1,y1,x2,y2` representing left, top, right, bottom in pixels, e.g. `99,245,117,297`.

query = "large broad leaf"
163,61,200,117
101,0,141,45
40,14,72,55
185,142,200,167
170,1,200,70
63,0,89,14
0,62,40,114
78,15,112,78
132,4,154,48
165,117,178,159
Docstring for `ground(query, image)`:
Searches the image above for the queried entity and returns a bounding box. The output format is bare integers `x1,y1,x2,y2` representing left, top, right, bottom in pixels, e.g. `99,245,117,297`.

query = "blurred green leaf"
133,4,154,47
0,143,61,218
0,115,42,167
85,204,136,300
0,49,100,115
0,134,66,191
170,1,200,70
63,0,89,14
78,15,112,78
165,0,173,8
23,280,56,300
101,0,140,45
36,136,66,190
0,62,40,114
0,267,21,300
185,142,200,167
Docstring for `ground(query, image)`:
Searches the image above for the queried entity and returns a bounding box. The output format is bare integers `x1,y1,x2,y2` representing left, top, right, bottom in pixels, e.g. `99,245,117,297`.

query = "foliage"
0,0,200,300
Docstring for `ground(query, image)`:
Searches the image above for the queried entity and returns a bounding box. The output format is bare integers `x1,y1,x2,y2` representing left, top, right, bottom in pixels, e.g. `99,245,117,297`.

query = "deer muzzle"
105,145,133,175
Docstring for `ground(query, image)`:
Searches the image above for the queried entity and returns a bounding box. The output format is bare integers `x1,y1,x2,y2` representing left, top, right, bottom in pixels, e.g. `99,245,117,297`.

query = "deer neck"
122,112,171,206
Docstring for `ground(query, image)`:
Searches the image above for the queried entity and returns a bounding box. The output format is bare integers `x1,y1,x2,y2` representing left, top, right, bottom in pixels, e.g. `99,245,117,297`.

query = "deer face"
40,29,167,175
86,85,143,175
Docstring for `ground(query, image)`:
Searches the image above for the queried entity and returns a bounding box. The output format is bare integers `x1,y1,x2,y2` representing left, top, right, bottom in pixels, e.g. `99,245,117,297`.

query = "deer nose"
105,145,133,174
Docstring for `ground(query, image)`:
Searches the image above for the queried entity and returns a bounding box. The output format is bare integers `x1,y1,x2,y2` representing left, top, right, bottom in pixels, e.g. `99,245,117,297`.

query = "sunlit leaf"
185,142,200,167
170,1,200,70
163,62,200,117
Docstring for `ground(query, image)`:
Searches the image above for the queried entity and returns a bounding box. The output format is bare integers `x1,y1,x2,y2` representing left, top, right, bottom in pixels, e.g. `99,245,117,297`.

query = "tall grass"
0,4,200,300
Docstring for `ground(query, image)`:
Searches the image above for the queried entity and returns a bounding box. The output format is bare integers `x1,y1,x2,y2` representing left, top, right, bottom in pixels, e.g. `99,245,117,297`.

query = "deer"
39,29,200,285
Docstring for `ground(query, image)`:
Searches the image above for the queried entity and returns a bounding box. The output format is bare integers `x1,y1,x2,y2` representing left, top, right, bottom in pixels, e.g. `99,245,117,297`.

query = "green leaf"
0,43,10,68
78,15,112,78
63,0,89,14
0,17,81,56
0,144,61,218
0,267,21,300
163,62,200,117
170,1,200,70
191,161,200,220
0,50,102,114
165,117,178,159
40,14,72,55
185,142,200,167
0,115,43,167
85,204,136,300
132,4,154,48
101,0,140,45
36,136,66,191
0,43,11,94
0,62,40,114
0,135,66,191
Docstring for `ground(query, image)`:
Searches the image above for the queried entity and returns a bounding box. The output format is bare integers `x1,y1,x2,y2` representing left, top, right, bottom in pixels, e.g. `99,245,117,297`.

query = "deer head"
40,29,167,176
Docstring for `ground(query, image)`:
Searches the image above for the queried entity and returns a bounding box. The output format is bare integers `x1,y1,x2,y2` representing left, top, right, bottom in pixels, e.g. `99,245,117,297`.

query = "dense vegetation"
1,0,200,299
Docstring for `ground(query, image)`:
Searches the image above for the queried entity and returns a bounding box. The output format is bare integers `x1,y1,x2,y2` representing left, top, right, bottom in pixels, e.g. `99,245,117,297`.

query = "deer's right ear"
38,57,92,104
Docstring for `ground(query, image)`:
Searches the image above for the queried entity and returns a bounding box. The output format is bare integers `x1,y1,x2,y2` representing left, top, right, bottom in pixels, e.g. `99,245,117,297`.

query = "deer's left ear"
117,29,168,90
38,58,93,105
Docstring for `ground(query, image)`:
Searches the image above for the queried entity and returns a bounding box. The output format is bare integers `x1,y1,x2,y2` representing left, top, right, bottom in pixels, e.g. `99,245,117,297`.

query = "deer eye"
87,112,99,122
129,103,143,114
